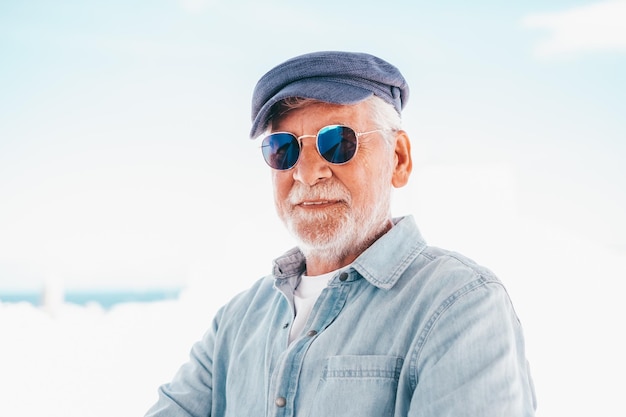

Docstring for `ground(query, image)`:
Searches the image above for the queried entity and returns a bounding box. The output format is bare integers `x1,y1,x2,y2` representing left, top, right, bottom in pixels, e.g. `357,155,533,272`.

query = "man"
145,51,536,416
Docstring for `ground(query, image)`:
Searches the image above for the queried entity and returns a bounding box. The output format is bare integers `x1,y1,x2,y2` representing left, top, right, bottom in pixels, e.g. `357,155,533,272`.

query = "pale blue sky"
1,0,625,292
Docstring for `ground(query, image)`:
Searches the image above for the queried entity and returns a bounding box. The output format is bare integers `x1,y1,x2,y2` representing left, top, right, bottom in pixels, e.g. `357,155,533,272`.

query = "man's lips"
295,199,341,207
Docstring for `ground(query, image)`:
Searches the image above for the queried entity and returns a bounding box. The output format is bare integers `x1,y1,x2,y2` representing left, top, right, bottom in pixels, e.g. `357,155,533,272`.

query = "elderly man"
145,51,536,417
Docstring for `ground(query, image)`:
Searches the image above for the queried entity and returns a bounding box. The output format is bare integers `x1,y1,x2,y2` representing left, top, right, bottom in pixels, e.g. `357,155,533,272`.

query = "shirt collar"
272,215,426,290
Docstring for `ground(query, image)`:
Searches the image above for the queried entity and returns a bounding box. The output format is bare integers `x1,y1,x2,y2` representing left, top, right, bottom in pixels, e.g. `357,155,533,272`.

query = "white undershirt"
289,269,339,344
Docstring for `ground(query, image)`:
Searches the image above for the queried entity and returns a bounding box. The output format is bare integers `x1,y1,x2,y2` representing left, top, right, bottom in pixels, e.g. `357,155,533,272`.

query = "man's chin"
288,218,345,243
289,224,358,259
292,232,341,251
286,223,337,247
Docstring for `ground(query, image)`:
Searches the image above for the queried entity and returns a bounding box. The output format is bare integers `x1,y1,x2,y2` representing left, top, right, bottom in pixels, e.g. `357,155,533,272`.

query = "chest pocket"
307,355,403,417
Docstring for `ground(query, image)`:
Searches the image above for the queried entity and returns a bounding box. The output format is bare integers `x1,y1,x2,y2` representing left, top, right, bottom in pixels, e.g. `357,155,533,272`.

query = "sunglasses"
261,124,384,170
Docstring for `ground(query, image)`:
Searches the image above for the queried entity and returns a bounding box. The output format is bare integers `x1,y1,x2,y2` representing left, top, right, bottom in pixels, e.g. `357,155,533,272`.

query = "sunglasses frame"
261,124,384,171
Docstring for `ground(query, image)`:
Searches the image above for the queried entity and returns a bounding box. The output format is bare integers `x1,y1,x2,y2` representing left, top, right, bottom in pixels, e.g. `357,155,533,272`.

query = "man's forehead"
269,100,368,132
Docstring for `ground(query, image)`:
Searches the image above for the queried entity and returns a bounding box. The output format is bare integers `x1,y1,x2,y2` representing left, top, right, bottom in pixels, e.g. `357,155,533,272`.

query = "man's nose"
292,137,332,186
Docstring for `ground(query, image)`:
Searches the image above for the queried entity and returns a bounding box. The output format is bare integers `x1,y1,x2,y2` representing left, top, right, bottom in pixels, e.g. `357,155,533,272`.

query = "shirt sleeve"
144,316,218,417
408,280,537,417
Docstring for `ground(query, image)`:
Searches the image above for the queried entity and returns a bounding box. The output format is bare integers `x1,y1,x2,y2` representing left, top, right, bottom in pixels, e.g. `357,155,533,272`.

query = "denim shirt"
145,216,536,417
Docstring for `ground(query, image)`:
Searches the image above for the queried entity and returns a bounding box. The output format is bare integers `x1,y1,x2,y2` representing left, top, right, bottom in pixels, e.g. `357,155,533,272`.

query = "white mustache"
288,181,351,205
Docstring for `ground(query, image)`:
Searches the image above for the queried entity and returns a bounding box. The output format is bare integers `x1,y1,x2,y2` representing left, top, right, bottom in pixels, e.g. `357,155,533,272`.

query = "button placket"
268,281,351,416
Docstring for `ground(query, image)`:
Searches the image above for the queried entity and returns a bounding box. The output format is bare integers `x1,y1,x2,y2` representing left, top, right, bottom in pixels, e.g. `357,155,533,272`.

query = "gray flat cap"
249,51,409,139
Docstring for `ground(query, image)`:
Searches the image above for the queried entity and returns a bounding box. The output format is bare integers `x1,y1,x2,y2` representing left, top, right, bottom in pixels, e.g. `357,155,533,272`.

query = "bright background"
1,1,625,416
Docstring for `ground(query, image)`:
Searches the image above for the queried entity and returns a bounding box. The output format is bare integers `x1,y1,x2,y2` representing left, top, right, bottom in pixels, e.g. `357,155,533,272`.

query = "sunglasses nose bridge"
292,141,333,185
292,133,318,159
292,134,320,164
296,133,317,143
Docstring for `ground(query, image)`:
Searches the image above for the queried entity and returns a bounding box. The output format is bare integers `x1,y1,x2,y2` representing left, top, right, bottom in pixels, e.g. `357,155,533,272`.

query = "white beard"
280,179,392,263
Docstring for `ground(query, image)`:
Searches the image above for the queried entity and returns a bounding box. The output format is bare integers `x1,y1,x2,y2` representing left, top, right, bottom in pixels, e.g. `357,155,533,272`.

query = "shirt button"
339,272,349,281
306,330,318,337
275,397,286,407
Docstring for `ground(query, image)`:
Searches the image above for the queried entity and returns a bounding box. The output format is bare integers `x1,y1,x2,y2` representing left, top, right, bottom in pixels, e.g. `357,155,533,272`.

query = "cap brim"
250,79,373,139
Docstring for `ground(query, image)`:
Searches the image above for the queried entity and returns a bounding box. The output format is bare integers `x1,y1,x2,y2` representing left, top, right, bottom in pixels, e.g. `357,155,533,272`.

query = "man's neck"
304,253,358,276
302,218,394,276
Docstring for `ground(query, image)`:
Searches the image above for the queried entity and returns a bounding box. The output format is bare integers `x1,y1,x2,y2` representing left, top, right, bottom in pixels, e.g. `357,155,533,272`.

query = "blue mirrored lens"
261,126,359,170
262,133,299,170
317,125,357,164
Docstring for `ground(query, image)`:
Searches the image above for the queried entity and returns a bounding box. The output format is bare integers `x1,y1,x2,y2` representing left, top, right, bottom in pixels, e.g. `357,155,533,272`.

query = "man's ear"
391,130,412,188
